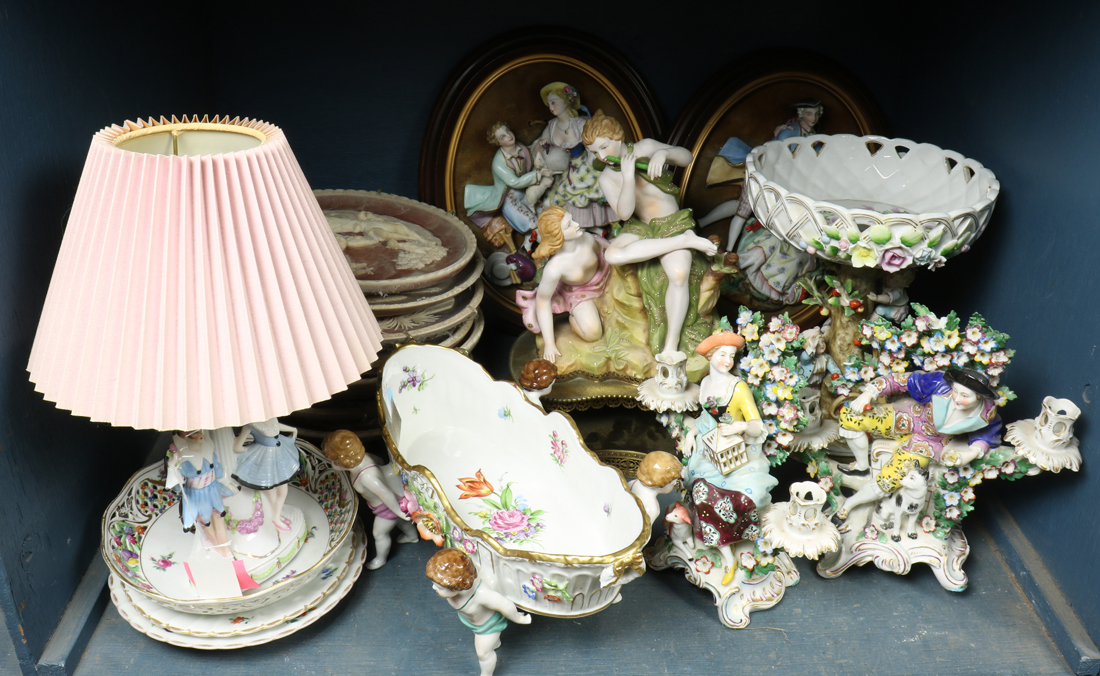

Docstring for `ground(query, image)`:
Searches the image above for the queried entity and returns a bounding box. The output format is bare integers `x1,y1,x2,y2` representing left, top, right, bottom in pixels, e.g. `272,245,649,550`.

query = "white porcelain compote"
380,345,649,617
744,134,999,272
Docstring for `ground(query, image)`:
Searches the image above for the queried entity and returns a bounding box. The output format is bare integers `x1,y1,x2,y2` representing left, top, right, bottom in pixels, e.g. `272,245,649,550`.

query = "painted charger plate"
378,282,483,344
366,252,484,317
316,189,476,295
134,489,328,605
124,525,358,638
109,524,366,649
458,310,486,352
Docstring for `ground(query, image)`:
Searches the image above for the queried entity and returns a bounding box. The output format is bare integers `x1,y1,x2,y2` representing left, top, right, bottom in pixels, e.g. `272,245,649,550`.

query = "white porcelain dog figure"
665,502,696,561
885,468,928,542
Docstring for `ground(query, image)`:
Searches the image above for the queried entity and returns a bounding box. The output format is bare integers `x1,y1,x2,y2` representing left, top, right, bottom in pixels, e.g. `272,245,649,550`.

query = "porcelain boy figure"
166,429,235,556
323,429,417,570
464,122,551,248
583,110,718,358
837,368,1002,518
427,548,532,676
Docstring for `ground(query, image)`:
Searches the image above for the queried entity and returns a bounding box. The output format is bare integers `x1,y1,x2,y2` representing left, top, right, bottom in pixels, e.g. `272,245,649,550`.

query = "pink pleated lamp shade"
27,115,383,431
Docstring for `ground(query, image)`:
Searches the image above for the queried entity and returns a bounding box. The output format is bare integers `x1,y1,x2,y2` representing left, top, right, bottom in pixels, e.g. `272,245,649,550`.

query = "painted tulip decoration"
456,470,494,499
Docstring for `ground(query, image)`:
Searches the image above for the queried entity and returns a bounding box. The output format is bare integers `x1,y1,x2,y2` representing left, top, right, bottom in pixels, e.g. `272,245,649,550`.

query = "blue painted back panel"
885,3,1100,639
0,2,213,665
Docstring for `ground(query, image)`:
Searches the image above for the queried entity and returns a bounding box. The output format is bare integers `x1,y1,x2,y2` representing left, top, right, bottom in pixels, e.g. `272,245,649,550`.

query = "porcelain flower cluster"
824,304,1016,406
734,308,810,465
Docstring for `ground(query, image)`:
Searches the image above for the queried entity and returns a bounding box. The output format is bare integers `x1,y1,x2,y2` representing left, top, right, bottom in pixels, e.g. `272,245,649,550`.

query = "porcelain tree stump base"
647,537,799,628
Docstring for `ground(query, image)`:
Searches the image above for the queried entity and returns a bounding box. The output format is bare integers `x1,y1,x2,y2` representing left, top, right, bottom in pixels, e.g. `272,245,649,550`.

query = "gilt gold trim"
377,343,651,571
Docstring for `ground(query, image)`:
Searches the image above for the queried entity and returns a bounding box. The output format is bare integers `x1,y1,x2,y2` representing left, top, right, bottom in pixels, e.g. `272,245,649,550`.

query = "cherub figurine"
232,418,300,532
323,429,418,569
426,548,532,676
516,206,610,361
518,358,557,407
629,451,682,524
837,368,1002,518
583,111,718,358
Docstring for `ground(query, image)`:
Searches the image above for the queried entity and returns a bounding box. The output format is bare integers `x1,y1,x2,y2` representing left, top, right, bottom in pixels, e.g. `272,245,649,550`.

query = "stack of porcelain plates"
283,190,486,443
103,441,364,648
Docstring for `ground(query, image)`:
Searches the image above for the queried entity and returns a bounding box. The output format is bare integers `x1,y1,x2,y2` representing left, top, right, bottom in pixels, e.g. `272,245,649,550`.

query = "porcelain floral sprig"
827,304,1016,406
735,308,810,465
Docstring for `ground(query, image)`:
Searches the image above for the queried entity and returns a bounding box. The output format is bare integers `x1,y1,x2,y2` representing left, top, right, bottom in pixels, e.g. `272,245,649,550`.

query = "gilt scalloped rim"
94,115,279,143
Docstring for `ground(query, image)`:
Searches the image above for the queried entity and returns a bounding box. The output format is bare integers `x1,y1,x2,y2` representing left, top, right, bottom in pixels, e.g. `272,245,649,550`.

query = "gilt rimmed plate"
109,524,366,649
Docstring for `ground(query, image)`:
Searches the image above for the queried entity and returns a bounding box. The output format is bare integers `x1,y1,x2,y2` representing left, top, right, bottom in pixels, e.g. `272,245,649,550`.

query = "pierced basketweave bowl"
102,440,356,615
744,135,999,271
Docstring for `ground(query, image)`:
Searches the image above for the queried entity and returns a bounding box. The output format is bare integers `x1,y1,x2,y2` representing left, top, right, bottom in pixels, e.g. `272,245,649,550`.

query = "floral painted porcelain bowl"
379,345,649,617
102,440,357,615
744,135,999,271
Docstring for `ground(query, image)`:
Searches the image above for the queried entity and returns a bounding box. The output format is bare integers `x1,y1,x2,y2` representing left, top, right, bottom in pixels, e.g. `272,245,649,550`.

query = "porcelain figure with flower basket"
379,344,649,618
647,313,838,628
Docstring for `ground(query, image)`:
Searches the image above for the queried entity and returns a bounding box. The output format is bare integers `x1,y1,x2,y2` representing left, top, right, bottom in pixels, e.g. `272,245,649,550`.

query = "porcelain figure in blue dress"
233,418,300,531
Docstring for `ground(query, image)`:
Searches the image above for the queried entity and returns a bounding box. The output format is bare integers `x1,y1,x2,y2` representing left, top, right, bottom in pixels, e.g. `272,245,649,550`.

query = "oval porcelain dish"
379,345,649,617
744,134,999,271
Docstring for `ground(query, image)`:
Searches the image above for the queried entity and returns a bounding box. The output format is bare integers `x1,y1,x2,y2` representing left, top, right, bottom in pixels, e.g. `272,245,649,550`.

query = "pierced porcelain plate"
110,524,366,648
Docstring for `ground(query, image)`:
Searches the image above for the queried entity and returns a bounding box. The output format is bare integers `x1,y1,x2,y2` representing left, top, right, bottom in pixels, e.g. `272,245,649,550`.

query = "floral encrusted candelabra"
641,132,1081,627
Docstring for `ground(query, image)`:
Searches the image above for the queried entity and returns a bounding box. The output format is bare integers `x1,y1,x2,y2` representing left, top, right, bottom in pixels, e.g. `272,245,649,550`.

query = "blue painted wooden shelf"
73,511,1071,676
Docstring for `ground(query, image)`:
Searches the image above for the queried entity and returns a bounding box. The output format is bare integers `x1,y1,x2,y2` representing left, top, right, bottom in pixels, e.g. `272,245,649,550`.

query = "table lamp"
27,115,382,597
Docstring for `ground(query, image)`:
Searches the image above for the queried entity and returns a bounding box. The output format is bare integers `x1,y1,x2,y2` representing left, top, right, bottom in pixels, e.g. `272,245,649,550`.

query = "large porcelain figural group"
116,80,1080,676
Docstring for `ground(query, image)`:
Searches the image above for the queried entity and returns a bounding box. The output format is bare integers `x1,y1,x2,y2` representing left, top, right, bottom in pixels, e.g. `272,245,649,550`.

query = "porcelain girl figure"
535,82,616,230
427,548,531,676
464,122,552,249
322,430,417,570
685,328,776,586
515,206,610,362
629,451,682,524
165,429,236,557
584,110,719,358
232,418,300,532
